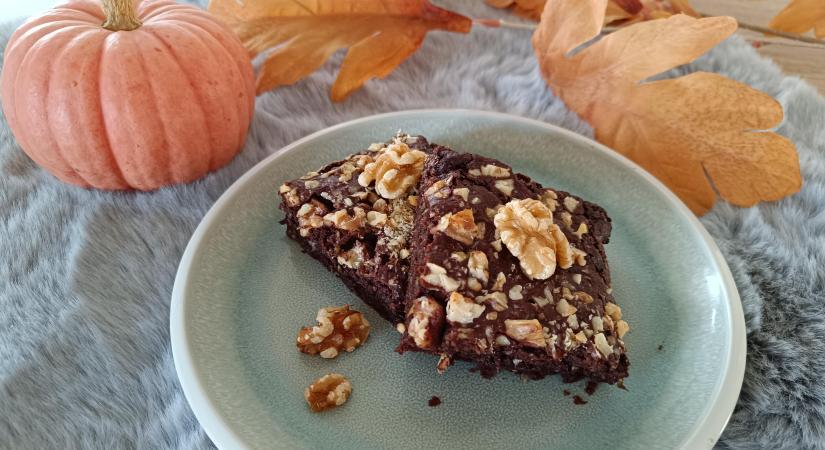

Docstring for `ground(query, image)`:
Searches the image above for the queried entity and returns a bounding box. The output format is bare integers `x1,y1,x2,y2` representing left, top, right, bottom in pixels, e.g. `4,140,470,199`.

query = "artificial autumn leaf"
769,0,825,39
486,0,698,24
532,0,801,214
208,0,472,101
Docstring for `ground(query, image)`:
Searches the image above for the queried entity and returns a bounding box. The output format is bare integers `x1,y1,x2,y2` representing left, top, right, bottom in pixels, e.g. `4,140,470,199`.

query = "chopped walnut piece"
508,285,524,300
451,251,468,262
280,184,300,207
571,246,587,266
563,196,580,212
468,278,482,291
357,141,426,199
494,179,515,196
337,243,366,269
573,222,589,239
366,211,387,227
305,373,352,412
480,164,511,178
407,296,446,350
594,333,613,357
297,200,327,236
541,190,558,211
555,298,577,317
574,330,588,343
467,251,489,284
605,303,622,321
452,187,470,201
396,323,406,334
616,320,630,338
560,211,573,229
477,292,508,311
421,263,461,292
572,274,582,284
372,198,388,212
407,195,418,206
491,272,506,291
592,316,605,333
504,319,546,348
297,305,370,357
437,353,453,374
573,291,594,304
495,334,511,346
433,209,477,245
304,179,320,189
323,207,366,231
494,199,573,280
446,292,485,325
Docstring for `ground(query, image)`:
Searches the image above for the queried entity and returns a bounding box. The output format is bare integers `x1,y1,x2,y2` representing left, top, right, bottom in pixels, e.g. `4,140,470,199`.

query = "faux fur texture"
1,1,824,448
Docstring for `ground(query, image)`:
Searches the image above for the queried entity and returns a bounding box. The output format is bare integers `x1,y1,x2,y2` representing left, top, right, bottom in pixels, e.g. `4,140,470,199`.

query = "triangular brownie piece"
278,135,430,322
398,145,630,383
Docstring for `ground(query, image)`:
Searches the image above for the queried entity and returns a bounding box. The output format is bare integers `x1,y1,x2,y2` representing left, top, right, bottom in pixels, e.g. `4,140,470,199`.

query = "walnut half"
357,141,426,199
407,296,446,350
493,198,573,280
305,373,352,412
296,305,371,358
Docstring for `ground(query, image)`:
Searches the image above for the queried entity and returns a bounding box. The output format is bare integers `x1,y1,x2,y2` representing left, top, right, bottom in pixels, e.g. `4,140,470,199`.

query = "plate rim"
170,108,746,450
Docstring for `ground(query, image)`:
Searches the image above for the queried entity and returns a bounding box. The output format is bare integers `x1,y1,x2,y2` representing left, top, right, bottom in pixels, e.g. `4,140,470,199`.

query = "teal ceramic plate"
171,110,745,449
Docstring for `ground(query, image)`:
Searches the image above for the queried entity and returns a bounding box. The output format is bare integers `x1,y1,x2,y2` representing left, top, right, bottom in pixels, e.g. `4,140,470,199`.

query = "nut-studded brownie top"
278,135,431,321
400,146,629,382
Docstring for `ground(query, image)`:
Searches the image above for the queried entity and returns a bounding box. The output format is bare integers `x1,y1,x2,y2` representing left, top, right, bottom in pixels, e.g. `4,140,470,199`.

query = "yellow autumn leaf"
532,0,801,214
769,0,825,39
208,0,472,101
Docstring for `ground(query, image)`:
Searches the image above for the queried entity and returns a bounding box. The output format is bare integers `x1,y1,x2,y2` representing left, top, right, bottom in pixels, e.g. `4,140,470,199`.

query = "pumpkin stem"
101,0,142,31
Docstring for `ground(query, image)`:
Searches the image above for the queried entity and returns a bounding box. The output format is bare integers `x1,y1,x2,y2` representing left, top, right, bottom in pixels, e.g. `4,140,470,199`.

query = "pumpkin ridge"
145,23,216,172
133,33,174,188
139,2,192,22
40,28,95,185
165,15,254,151
95,33,128,188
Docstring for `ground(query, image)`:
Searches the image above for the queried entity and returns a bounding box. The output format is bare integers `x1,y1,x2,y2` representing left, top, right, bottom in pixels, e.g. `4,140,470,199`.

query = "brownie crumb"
573,395,588,405
585,381,599,396
658,344,664,351
563,389,571,396
428,396,442,407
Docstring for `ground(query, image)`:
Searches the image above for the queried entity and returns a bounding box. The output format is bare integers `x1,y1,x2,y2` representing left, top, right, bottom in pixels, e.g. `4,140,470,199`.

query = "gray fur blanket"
1,1,824,448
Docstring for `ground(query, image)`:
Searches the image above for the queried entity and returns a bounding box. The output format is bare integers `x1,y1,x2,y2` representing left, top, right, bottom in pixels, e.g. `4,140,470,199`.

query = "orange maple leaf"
486,0,698,24
208,0,472,101
532,0,801,214
769,0,825,39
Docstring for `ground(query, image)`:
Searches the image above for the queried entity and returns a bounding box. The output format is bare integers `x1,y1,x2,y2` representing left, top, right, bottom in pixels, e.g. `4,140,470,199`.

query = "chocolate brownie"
398,145,630,383
279,135,431,322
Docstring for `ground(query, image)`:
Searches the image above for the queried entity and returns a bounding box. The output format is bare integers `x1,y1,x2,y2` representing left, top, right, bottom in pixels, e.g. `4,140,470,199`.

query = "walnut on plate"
296,305,370,359
305,373,352,412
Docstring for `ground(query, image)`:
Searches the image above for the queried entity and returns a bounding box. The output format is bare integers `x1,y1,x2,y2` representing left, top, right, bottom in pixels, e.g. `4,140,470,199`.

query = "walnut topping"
396,323,406,333
605,303,622,321
574,291,594,304
451,251,468,262
357,141,426,199
468,168,481,177
468,278,482,291
424,179,450,199
407,296,445,349
297,201,327,236
366,211,387,227
504,319,546,348
467,251,489,284
305,373,352,412
477,292,508,311
372,198,388,212
446,292,485,324
616,320,630,338
494,199,573,280
280,184,301,207
301,171,319,180
572,274,582,284
304,179,320,189
567,313,579,329
452,187,470,201
433,209,477,245
573,222,588,239
491,272,506,291
592,316,605,333
494,335,511,346
495,179,515,196
486,311,498,321
541,190,558,211
563,196,580,212
324,207,366,231
555,298,577,317
491,239,502,252
508,285,523,300
337,243,366,269
574,330,587,343
297,305,370,357
437,353,452,374
337,162,358,182
407,195,418,206
399,249,410,259
421,263,460,292
480,164,512,178
594,332,613,357
571,246,587,266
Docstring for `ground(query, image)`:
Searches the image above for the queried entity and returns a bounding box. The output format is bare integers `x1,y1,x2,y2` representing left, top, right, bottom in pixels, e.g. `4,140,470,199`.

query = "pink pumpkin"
0,0,255,190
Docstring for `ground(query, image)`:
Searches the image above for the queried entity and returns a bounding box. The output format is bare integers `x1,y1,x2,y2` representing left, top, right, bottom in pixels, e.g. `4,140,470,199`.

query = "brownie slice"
398,145,630,383
278,135,431,322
